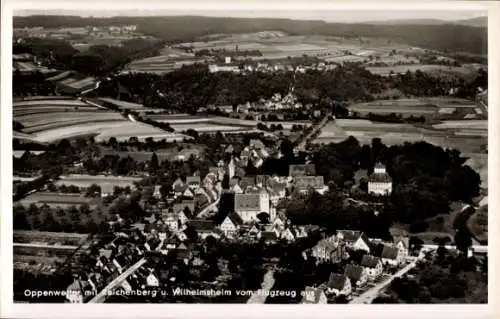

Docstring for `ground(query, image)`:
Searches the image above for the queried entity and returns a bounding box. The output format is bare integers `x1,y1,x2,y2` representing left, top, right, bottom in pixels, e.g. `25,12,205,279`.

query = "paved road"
87,257,147,303
246,270,275,304
295,113,331,151
196,197,220,218
349,258,422,304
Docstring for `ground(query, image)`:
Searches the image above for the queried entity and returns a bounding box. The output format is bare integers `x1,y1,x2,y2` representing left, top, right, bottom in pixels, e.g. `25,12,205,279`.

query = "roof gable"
327,273,348,290
360,255,382,268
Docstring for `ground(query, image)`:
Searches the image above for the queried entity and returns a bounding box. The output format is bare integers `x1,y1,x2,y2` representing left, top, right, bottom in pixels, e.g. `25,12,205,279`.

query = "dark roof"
173,201,195,215
327,273,349,290
188,220,215,233
294,176,325,189
174,184,188,193
234,193,261,212
381,245,399,259
186,176,201,185
256,175,270,186
344,264,364,281
360,255,382,268
337,230,362,243
240,176,256,189
289,164,316,177
369,172,392,183
301,287,326,304
261,231,278,240
226,213,244,226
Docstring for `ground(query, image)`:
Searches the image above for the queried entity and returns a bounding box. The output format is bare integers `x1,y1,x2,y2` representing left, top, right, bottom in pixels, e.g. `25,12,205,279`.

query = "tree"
85,184,101,197
454,227,472,254
256,212,270,224
149,152,159,174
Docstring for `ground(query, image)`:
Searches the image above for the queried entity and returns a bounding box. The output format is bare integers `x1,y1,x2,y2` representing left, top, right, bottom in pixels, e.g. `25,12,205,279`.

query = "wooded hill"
14,15,487,55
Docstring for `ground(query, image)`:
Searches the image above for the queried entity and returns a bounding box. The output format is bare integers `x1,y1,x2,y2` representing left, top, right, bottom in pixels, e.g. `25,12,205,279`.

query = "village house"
301,287,328,304
186,176,201,190
336,230,372,253
187,220,221,240
360,255,384,279
311,239,349,264
219,213,244,237
326,273,352,296
393,236,410,258
294,176,328,194
258,230,278,244
344,264,368,287
146,272,160,287
368,163,392,195
280,227,297,242
289,164,316,177
380,245,403,266
234,191,270,223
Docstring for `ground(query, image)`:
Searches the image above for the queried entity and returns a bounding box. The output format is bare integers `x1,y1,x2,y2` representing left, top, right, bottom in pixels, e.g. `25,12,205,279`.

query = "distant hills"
364,16,487,28
13,15,488,55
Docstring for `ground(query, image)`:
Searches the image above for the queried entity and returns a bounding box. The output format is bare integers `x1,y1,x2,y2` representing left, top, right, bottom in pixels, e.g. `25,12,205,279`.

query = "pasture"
98,97,147,111
13,98,190,143
348,99,438,117
314,117,487,154
13,230,89,246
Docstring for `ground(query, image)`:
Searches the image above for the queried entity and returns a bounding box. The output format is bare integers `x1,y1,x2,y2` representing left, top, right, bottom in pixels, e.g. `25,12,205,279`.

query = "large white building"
234,189,270,222
368,163,392,195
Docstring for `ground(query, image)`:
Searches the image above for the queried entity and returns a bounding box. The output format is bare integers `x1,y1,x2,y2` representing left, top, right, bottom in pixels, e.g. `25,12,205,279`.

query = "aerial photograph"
11,8,488,305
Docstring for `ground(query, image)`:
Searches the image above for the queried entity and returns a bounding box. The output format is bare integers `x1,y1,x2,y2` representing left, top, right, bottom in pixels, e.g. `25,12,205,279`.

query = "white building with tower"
368,163,392,195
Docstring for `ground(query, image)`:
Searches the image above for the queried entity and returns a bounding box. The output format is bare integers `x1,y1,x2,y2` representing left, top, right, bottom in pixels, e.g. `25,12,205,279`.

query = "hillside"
14,15,488,54
364,16,487,28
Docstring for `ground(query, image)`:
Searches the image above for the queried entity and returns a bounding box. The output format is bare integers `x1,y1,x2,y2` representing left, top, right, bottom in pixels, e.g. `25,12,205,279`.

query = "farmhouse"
344,264,368,287
380,245,403,266
234,191,270,223
327,273,352,296
294,176,328,194
336,230,372,253
368,163,392,195
301,287,328,304
360,255,383,279
310,239,349,264
219,213,244,237
289,164,316,177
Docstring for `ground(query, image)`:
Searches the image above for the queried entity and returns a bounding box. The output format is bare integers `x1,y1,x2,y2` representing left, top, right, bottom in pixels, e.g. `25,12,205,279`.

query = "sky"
14,9,487,23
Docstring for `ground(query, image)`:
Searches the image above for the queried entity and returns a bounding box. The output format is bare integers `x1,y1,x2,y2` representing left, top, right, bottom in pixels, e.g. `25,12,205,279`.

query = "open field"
16,192,101,209
366,63,484,77
126,32,434,72
348,99,438,116
433,120,487,130
147,114,307,133
55,174,143,191
13,230,89,246
314,117,487,154
98,97,147,111
14,98,191,143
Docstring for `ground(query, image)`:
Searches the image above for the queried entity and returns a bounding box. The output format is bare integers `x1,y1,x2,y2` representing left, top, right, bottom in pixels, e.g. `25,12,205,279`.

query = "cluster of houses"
66,233,161,303
301,230,409,303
